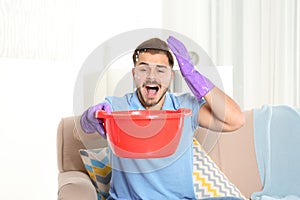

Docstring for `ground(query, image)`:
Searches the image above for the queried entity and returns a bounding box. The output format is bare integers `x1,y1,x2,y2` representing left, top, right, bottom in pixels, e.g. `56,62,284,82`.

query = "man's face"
132,52,174,109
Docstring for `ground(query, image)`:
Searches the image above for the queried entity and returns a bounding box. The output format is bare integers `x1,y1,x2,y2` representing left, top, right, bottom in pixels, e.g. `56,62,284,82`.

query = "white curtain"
0,0,78,60
163,0,300,109
243,0,300,109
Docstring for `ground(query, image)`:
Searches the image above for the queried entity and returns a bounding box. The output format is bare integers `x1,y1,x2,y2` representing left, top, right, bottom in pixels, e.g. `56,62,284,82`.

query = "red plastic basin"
96,108,191,158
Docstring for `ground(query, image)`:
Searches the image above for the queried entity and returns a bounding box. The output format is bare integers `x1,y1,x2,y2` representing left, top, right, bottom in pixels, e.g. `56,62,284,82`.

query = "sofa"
57,109,265,200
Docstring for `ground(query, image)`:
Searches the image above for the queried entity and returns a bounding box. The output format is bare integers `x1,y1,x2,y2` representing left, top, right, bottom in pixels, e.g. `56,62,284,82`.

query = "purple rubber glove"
167,36,215,100
80,102,112,136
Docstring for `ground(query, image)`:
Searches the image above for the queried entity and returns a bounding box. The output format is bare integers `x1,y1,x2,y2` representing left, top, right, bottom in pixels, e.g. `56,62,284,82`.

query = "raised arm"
198,87,245,132
167,36,244,132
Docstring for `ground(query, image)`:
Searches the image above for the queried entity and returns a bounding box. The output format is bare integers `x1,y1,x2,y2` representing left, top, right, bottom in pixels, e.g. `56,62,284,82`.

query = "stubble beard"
136,87,168,108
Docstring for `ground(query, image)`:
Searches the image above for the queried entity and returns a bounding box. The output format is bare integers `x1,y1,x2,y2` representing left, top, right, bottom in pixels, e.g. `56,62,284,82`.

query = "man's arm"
198,87,245,132
167,36,244,132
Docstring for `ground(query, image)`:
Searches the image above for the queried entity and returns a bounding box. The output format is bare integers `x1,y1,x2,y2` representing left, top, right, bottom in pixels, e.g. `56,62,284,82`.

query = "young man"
80,36,245,200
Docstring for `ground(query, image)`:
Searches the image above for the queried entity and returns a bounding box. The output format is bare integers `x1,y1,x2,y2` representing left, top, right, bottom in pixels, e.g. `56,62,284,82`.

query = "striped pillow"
192,139,245,199
79,147,112,200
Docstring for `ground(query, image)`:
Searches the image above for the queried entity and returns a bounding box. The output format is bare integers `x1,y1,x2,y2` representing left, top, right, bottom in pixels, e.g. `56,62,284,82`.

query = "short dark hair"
132,38,174,67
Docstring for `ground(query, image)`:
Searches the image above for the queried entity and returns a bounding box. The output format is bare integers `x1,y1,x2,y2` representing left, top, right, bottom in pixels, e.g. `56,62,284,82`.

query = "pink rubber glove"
80,102,112,136
167,36,215,100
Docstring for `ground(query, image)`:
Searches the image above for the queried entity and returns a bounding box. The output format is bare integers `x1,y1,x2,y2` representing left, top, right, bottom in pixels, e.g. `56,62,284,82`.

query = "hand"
167,36,194,76
167,36,214,100
80,102,112,136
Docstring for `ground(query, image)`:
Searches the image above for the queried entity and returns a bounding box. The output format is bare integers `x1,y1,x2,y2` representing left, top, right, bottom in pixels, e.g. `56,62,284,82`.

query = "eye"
157,68,167,73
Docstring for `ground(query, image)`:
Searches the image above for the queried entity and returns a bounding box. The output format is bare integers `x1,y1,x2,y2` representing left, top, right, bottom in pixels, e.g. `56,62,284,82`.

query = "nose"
147,67,156,79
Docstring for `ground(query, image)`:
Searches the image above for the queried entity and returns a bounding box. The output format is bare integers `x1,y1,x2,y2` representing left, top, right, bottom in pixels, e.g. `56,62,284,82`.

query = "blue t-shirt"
105,92,205,200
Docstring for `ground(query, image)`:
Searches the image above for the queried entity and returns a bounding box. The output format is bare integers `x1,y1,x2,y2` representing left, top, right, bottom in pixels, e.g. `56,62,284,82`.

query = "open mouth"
145,85,160,97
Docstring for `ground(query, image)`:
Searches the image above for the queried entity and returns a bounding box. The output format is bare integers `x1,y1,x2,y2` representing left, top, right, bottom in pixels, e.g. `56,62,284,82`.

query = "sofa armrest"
58,171,97,200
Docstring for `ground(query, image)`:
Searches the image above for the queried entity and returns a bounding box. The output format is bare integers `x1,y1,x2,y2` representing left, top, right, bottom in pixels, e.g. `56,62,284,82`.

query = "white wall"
0,0,163,199
0,59,78,200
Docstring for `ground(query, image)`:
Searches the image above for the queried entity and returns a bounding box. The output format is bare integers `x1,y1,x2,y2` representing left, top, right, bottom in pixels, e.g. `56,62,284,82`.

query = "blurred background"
0,0,299,199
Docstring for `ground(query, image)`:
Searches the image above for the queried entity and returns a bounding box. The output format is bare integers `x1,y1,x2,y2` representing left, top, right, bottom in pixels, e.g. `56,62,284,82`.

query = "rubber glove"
80,102,112,136
167,36,215,100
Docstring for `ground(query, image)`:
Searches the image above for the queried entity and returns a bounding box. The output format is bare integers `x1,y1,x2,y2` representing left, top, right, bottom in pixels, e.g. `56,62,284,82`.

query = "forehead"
136,52,169,66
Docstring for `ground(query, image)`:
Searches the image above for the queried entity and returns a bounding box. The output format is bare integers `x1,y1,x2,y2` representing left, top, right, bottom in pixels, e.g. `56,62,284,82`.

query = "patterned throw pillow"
192,139,246,199
79,147,112,200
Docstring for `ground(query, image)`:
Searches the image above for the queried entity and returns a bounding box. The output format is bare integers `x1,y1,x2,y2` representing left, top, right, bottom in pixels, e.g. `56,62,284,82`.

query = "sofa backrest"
56,115,108,173
194,110,262,198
